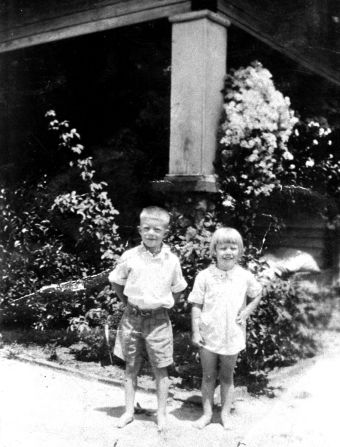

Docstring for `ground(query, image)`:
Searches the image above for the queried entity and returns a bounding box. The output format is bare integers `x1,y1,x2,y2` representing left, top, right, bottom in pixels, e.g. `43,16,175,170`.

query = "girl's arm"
191,303,204,347
236,292,262,325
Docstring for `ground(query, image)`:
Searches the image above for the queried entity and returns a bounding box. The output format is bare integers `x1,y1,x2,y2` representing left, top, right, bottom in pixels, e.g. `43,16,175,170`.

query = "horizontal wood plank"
0,0,190,53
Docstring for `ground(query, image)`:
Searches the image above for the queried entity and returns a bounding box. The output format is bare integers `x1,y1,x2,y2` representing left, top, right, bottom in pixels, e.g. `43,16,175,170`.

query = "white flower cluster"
220,63,297,160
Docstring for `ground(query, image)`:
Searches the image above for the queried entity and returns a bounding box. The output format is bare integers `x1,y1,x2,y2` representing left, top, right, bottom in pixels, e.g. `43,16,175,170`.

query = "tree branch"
13,268,112,303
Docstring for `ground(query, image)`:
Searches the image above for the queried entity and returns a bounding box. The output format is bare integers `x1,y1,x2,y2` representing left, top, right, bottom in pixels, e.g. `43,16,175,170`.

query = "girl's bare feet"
192,415,212,429
116,412,134,428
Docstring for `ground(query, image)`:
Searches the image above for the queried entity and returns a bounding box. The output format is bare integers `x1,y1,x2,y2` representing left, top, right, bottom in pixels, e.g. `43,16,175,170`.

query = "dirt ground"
1,294,340,446
1,325,340,447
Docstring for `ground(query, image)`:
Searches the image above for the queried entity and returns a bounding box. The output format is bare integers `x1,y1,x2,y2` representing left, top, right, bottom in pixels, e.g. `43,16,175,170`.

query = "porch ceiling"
0,0,339,86
0,0,191,52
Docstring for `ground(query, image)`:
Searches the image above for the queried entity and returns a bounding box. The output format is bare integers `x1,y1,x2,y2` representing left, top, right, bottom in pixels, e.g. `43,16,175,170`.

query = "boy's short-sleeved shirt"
109,244,187,310
188,264,262,355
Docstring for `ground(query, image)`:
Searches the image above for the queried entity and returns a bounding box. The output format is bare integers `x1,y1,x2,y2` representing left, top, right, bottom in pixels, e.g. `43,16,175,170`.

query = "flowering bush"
218,61,298,241
217,61,340,248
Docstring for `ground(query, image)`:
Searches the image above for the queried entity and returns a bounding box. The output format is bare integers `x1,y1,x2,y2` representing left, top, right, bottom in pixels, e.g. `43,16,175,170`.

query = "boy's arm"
170,258,187,300
111,282,128,306
191,303,204,347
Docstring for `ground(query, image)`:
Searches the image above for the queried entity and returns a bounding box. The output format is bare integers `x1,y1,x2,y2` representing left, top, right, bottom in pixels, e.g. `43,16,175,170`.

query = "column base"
151,174,219,193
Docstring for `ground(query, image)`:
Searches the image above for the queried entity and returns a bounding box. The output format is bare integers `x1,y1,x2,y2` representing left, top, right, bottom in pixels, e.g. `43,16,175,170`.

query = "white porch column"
166,10,230,192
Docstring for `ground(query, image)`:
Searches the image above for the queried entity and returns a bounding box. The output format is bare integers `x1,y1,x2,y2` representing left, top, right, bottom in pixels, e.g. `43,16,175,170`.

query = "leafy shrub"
217,61,298,241
238,278,333,377
0,112,122,329
0,182,86,327
69,328,108,363
167,209,217,330
67,303,124,364
46,110,122,266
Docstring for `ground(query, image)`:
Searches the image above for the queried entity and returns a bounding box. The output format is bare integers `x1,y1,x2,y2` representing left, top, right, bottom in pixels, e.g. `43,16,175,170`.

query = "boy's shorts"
114,305,173,369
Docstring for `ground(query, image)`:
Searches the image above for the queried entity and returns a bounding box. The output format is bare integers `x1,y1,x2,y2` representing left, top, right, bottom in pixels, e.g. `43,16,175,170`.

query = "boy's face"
139,216,168,253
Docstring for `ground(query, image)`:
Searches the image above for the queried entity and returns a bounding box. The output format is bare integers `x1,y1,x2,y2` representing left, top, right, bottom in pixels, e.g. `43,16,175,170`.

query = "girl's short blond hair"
210,227,244,258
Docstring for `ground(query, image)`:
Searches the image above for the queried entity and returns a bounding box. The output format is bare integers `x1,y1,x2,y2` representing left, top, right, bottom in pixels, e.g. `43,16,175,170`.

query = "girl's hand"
236,310,249,326
192,332,204,348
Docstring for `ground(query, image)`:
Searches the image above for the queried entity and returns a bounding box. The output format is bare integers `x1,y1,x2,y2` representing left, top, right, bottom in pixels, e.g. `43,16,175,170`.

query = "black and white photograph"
1,1,340,446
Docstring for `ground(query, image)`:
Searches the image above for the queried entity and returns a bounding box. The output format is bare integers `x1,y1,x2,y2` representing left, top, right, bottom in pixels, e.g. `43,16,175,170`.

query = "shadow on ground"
95,405,157,423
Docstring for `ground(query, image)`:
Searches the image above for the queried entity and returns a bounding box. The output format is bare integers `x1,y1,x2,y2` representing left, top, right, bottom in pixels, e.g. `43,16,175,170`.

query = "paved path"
1,329,340,447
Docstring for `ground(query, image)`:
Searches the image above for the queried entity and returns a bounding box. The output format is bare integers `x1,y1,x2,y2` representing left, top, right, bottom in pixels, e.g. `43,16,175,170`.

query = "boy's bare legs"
117,358,142,428
193,348,218,429
219,354,238,430
153,366,169,431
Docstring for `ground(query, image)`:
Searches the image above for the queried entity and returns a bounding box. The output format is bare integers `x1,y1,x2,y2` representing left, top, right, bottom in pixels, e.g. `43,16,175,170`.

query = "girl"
188,227,262,429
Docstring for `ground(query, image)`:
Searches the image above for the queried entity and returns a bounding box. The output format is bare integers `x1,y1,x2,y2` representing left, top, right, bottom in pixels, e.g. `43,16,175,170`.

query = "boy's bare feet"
116,412,134,428
221,412,232,430
192,415,212,429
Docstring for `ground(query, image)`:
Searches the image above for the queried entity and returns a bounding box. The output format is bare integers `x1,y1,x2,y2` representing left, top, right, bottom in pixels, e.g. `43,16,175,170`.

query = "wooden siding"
0,0,190,53
263,219,336,269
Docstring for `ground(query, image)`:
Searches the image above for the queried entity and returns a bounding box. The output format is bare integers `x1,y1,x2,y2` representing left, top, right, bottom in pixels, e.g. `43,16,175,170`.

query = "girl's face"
215,241,240,271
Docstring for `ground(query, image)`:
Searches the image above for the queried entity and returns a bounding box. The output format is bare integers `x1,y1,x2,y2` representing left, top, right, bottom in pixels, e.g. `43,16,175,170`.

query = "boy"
109,206,187,431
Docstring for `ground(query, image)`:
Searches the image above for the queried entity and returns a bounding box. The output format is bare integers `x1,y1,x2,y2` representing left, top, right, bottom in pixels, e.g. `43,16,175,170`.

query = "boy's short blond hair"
210,227,244,258
140,206,170,227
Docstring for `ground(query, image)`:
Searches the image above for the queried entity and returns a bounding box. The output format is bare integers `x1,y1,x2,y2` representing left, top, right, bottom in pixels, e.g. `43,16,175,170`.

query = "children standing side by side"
189,227,262,430
109,206,187,431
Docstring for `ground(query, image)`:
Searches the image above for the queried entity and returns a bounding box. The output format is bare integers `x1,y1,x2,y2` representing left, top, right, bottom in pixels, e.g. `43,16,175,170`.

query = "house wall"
1,0,340,86
266,217,335,270
217,0,340,86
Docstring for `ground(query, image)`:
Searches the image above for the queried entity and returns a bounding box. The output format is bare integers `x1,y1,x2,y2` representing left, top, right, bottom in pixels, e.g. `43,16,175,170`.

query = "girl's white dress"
188,264,262,355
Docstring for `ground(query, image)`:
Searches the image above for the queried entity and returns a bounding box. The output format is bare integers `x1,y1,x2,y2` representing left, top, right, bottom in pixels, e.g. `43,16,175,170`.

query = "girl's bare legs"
153,366,169,431
219,354,238,429
193,347,218,429
117,357,143,428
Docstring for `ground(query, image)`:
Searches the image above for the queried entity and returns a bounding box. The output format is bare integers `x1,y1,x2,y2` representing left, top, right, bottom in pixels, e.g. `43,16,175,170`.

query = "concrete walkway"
1,329,340,447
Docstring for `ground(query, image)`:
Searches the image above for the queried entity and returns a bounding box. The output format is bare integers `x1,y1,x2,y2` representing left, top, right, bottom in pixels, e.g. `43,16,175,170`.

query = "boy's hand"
173,291,183,303
192,332,204,348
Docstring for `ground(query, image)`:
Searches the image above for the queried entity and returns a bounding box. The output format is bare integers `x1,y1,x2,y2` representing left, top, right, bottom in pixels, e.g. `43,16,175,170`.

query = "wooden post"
162,10,230,192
